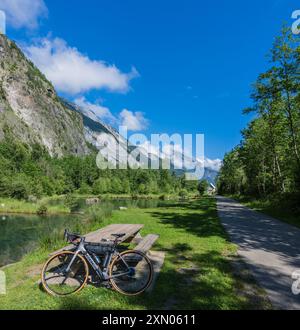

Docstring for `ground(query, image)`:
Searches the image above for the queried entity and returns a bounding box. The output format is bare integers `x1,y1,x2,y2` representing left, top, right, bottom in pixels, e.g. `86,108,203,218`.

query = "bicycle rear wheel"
109,250,153,296
41,251,89,296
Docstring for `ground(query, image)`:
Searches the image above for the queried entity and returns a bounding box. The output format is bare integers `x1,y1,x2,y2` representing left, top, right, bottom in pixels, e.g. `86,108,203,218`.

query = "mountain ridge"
65,99,220,183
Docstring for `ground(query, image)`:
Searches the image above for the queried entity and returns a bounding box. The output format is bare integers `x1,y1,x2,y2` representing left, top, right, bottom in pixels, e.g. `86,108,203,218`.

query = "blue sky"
1,0,299,160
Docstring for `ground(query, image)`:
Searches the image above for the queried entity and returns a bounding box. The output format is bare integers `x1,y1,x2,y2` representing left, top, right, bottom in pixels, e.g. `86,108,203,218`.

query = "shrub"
179,190,188,199
28,195,38,203
37,205,48,215
0,174,30,200
86,203,113,225
198,180,209,196
64,194,79,212
77,183,92,195
159,194,170,201
92,178,110,194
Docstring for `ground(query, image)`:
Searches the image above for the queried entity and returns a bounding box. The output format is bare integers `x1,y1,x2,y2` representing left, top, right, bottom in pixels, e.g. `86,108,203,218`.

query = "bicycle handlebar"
64,229,122,247
64,229,83,244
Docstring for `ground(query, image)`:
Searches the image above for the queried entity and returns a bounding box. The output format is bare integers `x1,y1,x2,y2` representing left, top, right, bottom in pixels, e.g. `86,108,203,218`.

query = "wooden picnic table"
51,224,144,256
47,224,163,292
82,224,144,243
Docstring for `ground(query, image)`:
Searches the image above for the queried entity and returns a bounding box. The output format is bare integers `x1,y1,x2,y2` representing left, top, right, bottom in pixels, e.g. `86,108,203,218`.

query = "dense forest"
217,28,300,212
0,131,200,200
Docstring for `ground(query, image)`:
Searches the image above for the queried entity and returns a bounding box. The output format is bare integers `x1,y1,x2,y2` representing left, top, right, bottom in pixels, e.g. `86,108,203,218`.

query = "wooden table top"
50,224,144,255
84,224,144,243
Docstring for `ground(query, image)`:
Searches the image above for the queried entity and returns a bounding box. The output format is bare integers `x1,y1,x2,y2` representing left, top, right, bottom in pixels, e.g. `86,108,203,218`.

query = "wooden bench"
134,234,159,254
122,234,160,264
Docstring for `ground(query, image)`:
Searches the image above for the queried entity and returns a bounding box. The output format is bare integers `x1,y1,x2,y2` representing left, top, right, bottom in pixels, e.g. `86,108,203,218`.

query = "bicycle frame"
65,239,131,281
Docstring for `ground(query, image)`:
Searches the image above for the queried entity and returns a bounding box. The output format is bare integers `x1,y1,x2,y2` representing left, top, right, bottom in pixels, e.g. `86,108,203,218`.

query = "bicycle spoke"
42,252,88,296
109,251,153,295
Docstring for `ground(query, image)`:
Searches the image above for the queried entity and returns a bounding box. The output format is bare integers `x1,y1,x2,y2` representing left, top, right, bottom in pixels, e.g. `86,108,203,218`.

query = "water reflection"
48,197,174,212
0,213,82,267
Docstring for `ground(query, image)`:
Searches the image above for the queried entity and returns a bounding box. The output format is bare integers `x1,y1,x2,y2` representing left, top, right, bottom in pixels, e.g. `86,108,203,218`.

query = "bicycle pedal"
103,282,112,289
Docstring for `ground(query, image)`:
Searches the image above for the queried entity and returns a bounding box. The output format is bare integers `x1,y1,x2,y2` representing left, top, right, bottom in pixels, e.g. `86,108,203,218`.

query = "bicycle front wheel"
41,251,89,296
109,250,153,296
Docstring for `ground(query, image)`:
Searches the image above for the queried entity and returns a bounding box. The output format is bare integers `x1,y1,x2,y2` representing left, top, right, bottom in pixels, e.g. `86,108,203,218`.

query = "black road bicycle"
41,229,154,296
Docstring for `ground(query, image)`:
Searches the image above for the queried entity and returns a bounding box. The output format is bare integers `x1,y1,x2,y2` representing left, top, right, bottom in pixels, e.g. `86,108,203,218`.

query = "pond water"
47,197,174,212
0,199,174,267
0,213,83,267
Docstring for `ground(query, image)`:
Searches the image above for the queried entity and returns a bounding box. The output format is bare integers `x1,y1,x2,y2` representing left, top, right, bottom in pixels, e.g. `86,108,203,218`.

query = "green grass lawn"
0,197,267,310
0,197,70,215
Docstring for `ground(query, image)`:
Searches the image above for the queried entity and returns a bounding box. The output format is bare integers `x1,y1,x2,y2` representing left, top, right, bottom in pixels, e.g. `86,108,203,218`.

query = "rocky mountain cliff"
0,34,89,157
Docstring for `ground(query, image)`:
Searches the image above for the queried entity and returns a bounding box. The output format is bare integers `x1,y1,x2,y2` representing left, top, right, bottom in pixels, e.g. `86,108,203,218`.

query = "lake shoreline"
0,210,74,216
0,194,187,216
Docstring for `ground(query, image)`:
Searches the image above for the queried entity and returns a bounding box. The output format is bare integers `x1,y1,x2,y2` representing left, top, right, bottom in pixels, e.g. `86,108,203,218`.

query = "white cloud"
72,97,149,132
197,158,222,171
0,0,47,29
24,37,139,95
119,109,148,131
74,97,116,123
204,158,222,171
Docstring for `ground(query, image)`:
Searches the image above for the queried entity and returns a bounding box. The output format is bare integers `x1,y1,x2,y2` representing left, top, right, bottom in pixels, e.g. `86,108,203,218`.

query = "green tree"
198,180,209,196
217,26,300,209
270,27,300,166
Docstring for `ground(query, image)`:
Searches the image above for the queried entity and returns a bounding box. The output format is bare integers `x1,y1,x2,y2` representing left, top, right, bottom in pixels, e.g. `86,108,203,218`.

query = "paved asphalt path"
217,196,300,310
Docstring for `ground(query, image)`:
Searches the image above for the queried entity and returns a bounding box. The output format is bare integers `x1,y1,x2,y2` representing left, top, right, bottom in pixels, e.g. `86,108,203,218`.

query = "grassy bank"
229,195,300,229
0,197,70,215
71,193,189,200
0,195,159,216
0,197,268,310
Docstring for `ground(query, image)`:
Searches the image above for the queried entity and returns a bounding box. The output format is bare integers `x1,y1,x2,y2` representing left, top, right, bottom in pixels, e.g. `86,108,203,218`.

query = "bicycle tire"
41,251,89,297
109,250,154,296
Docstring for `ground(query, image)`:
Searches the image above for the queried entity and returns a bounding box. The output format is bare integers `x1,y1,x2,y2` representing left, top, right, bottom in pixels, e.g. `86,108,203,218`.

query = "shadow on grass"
157,251,244,310
57,251,243,311
140,249,246,310
150,198,228,241
59,295,98,310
